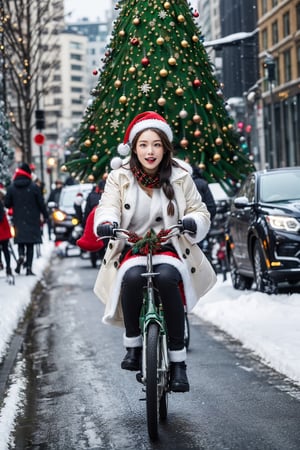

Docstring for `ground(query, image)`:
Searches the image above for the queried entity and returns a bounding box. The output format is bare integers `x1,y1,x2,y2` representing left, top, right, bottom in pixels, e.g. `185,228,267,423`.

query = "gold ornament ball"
175,87,184,96
60,165,67,172
159,68,168,77
177,14,185,23
222,126,228,132
181,39,189,48
192,35,199,42
205,103,213,111
156,36,164,45
180,138,189,148
88,174,95,182
133,17,140,25
168,57,176,66
119,95,127,104
164,2,171,9
228,123,234,130
215,137,223,146
192,114,201,123
91,154,99,163
157,96,166,106
213,153,221,162
128,65,136,74
84,139,92,147
114,79,122,88
199,163,206,170
119,30,125,37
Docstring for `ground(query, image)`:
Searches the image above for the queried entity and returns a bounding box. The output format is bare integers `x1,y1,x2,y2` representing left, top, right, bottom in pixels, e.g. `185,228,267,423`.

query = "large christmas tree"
65,0,255,196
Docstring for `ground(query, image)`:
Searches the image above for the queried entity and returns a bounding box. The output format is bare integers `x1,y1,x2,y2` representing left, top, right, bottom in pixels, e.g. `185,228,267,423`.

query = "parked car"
49,183,93,246
226,167,300,294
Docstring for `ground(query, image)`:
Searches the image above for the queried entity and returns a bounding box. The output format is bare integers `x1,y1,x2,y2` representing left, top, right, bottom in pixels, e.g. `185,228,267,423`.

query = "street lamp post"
264,54,276,168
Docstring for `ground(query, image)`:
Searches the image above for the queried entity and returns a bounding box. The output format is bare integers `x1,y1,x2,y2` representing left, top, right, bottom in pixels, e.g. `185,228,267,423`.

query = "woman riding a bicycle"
94,111,216,393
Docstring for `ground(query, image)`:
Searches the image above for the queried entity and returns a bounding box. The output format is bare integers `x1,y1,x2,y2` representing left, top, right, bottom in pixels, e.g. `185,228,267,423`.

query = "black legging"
121,264,185,351
0,240,11,269
18,243,34,268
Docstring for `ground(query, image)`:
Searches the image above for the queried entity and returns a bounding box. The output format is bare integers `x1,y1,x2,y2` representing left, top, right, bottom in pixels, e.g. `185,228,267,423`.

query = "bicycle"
110,223,189,440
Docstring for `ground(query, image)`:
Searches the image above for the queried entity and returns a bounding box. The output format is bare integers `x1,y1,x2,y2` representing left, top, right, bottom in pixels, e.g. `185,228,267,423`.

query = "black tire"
253,241,278,294
229,253,253,290
184,312,190,350
146,323,160,441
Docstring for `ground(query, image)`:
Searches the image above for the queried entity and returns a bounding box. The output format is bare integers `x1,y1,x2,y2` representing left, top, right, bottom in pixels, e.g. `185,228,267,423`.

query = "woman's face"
135,129,164,175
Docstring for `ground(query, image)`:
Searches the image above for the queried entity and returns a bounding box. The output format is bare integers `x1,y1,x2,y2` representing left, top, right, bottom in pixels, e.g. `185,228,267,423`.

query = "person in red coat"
0,185,12,276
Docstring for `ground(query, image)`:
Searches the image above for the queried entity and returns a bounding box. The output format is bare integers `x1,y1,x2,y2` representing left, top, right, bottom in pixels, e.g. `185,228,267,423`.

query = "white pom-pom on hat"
110,156,123,170
117,142,131,156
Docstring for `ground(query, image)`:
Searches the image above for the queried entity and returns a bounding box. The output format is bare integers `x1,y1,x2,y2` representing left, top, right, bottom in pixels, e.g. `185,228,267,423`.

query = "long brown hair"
129,128,180,216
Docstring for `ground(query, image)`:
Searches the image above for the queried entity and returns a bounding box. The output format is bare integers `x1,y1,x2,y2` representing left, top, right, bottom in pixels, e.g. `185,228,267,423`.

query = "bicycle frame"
139,249,169,386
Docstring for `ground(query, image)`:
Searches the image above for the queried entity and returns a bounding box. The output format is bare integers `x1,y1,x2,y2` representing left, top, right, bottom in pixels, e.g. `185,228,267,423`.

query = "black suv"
226,167,300,294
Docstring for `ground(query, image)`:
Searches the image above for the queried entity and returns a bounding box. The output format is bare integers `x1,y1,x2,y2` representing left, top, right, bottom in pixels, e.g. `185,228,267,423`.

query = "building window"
272,0,278,6
71,64,83,71
283,12,290,37
297,45,300,77
261,0,268,15
71,76,83,82
283,49,292,82
296,3,300,30
70,42,83,50
262,28,268,50
271,21,278,45
71,53,82,61
71,87,83,93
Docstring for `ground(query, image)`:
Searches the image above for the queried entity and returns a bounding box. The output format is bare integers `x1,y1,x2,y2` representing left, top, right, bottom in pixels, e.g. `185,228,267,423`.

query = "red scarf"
131,166,160,188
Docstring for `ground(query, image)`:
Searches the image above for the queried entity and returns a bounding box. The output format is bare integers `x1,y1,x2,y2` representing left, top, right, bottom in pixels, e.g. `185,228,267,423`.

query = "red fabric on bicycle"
76,206,104,252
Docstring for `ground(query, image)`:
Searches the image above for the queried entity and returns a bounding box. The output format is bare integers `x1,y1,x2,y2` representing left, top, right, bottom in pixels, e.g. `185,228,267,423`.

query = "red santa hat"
117,111,173,157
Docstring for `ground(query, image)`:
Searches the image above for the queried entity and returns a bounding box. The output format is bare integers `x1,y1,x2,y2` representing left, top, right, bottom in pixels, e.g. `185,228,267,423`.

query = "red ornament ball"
130,37,139,46
193,10,200,17
193,78,201,88
92,69,98,75
89,125,96,133
141,56,150,67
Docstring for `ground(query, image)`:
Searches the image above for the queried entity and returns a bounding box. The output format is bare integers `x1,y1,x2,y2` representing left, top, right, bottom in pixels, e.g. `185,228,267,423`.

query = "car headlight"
52,210,67,222
72,217,80,226
266,215,300,232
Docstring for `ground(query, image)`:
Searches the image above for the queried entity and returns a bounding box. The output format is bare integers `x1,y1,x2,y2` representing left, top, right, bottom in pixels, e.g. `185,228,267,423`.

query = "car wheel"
253,241,278,294
229,253,253,290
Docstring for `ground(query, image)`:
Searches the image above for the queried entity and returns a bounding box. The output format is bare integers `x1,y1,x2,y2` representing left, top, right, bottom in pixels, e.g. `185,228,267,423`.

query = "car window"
59,186,92,208
260,171,300,202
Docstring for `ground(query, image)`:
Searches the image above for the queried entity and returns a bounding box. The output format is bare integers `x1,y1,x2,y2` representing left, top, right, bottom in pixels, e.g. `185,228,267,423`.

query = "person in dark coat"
191,166,216,220
5,163,49,276
83,180,106,227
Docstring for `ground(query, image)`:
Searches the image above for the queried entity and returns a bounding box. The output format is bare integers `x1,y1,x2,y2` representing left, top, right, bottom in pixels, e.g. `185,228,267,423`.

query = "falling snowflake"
140,83,152,94
110,119,121,130
158,10,167,19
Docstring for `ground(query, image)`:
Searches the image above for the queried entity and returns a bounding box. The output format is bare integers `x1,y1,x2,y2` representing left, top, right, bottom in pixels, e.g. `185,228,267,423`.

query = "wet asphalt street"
13,252,300,449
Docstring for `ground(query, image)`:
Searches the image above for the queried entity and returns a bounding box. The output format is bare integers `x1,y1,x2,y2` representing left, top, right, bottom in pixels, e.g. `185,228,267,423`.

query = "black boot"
121,347,142,371
15,256,24,274
169,362,190,393
6,267,12,276
26,267,35,276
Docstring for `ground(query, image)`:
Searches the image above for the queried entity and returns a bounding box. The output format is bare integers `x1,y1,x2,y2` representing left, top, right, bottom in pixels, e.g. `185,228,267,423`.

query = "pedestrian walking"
94,111,216,392
0,184,13,279
5,163,49,276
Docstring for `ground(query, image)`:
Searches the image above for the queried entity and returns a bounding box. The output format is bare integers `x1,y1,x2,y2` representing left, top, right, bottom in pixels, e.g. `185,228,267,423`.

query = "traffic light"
35,110,45,130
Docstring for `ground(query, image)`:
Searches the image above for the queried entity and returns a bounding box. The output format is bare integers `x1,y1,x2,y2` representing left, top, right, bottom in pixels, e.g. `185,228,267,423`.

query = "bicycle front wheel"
146,322,160,441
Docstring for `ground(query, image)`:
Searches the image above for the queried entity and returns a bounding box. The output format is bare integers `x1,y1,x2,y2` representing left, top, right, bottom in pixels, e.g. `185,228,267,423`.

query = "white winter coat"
93,161,217,326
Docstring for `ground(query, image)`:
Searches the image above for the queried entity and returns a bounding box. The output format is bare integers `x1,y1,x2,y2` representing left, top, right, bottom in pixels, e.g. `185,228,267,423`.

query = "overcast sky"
64,0,198,22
